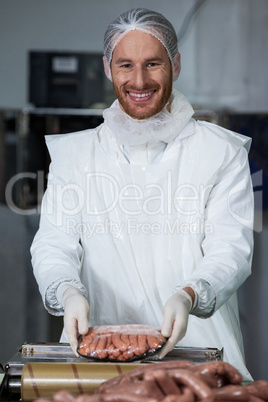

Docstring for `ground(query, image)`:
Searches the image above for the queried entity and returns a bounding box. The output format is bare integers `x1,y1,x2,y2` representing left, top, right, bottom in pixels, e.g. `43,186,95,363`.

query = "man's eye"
121,64,132,68
148,62,159,67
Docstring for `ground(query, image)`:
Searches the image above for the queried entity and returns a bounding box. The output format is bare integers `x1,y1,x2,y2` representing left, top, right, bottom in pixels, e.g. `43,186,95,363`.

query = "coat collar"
102,89,194,146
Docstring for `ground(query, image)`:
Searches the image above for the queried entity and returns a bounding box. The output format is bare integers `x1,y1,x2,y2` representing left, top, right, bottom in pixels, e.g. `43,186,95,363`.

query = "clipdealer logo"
38,171,214,226
4,169,262,232
65,217,214,239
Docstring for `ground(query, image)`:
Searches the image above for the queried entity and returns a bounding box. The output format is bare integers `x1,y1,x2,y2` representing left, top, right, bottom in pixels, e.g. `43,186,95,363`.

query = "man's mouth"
127,90,156,101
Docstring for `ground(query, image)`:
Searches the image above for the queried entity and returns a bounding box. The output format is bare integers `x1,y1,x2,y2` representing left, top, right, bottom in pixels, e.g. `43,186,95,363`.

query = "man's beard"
113,81,173,120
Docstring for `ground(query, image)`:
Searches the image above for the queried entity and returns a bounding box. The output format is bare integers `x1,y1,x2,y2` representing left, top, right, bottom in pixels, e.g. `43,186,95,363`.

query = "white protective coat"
31,90,254,380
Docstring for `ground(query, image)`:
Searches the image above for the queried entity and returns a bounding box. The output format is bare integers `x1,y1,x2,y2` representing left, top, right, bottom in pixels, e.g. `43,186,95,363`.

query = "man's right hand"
62,286,89,356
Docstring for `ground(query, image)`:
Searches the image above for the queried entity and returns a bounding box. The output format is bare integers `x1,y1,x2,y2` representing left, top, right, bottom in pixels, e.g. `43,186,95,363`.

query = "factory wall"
0,0,267,111
0,0,268,381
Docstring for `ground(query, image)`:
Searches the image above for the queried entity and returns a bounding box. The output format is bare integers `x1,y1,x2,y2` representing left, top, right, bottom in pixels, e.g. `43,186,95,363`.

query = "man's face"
110,30,173,120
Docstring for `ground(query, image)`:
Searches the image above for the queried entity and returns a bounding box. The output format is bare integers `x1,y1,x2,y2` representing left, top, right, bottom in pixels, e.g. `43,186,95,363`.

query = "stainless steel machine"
1,342,223,401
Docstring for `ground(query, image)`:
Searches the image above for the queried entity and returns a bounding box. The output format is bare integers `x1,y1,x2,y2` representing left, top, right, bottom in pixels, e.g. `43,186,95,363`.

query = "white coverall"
31,90,254,380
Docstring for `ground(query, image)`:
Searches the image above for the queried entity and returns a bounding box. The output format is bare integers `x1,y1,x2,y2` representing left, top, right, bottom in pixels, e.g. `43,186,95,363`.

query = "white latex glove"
62,286,89,356
158,288,193,359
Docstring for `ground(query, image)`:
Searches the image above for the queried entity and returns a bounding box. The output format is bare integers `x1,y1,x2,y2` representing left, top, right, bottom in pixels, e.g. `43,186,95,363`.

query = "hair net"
103,8,180,81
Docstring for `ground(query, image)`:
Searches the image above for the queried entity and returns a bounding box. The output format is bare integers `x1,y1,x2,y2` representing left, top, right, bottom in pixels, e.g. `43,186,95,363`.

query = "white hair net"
103,8,180,81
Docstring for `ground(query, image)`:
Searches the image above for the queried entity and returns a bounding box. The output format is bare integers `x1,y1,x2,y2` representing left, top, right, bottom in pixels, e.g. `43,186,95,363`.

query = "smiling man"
31,8,254,380
107,29,174,119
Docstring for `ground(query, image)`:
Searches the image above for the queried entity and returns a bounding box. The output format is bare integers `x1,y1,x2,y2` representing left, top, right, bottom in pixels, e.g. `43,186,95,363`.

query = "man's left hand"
158,288,193,359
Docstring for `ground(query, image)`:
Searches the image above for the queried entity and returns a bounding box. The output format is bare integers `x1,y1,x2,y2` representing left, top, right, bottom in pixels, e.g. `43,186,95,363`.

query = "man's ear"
103,56,112,81
173,52,181,81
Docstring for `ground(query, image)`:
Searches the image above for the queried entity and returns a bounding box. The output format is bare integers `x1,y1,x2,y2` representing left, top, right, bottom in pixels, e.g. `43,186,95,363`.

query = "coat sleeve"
187,143,254,316
30,134,87,316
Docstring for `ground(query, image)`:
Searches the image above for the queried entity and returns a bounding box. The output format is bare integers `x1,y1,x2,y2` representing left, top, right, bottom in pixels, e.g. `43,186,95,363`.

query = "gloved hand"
158,288,193,359
62,286,90,356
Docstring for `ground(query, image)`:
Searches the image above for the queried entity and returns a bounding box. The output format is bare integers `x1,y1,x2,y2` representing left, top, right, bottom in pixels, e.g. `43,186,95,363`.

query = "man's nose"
133,66,148,88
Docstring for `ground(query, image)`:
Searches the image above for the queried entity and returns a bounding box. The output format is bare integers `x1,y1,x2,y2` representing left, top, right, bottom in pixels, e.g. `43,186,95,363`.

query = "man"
31,8,254,380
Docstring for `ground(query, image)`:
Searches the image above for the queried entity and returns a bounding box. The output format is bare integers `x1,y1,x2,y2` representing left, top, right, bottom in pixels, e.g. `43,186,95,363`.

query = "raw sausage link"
147,334,161,350
102,394,158,402
53,390,76,401
87,332,99,355
101,378,163,399
98,361,196,393
148,369,181,396
142,371,166,400
246,381,268,400
179,387,196,402
137,333,148,355
129,333,139,355
169,369,213,400
193,361,243,385
76,396,100,402
96,334,108,359
121,333,130,350
105,333,112,350
212,384,250,400
79,334,93,349
248,396,266,402
128,361,196,381
122,349,135,360
162,387,195,402
112,332,127,352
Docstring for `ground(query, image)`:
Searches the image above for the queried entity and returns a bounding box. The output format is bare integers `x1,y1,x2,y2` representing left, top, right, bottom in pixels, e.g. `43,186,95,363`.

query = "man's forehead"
111,29,168,59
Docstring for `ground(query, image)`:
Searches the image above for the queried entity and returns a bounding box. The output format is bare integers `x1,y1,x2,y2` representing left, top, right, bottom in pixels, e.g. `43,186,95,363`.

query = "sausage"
122,349,135,360
248,396,266,402
246,380,268,400
102,393,158,402
78,334,93,356
76,395,101,402
34,399,52,402
193,361,243,385
170,369,213,400
139,371,166,400
193,371,220,389
107,343,121,359
147,334,161,350
112,332,127,352
129,333,139,355
105,333,112,350
156,332,166,344
53,390,76,401
137,333,148,355
161,397,181,402
146,332,166,351
96,333,108,359
79,334,93,349
106,334,121,359
142,371,166,399
116,353,127,361
87,332,99,356
162,387,195,402
146,369,181,396
179,387,196,402
128,361,196,380
121,333,130,350
101,379,163,400
77,345,88,356
212,385,250,400
97,361,195,394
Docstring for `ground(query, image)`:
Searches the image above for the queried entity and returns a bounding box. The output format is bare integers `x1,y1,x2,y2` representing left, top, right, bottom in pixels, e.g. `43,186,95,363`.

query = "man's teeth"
129,91,154,98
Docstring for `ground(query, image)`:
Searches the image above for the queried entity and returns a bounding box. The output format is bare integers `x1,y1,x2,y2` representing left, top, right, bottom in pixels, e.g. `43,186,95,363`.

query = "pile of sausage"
78,325,167,361
35,360,268,401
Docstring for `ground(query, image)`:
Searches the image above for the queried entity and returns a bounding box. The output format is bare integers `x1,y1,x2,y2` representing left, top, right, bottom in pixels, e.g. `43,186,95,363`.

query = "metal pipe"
21,362,141,401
